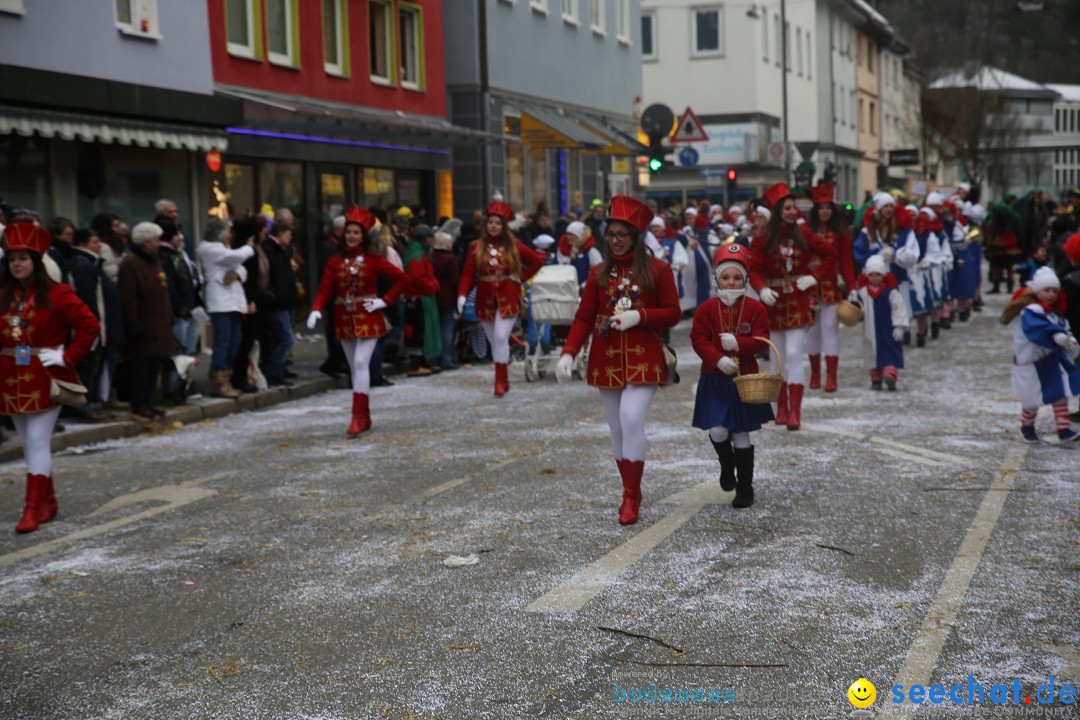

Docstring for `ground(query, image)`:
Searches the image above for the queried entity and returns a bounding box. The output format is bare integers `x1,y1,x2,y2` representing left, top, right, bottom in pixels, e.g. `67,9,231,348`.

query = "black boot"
903,331,911,346
931,321,940,339
711,438,736,491
732,446,755,508
916,333,926,348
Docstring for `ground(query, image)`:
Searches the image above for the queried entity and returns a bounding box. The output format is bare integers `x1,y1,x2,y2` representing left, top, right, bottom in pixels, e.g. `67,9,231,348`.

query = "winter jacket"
263,238,299,311
159,243,201,319
118,245,174,357
431,248,460,311
199,241,254,314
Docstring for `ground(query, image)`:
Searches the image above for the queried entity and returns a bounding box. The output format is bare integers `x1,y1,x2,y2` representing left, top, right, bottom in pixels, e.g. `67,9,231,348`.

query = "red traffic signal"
727,168,737,182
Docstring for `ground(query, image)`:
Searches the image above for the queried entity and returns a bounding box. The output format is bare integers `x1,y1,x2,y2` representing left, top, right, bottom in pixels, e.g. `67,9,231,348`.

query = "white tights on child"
770,327,808,385
598,385,657,462
12,407,61,476
481,315,516,364
708,425,750,449
341,338,377,394
805,302,839,356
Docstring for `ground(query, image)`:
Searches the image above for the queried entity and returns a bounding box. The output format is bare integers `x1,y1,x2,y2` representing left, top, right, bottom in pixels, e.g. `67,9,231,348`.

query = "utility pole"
781,0,790,186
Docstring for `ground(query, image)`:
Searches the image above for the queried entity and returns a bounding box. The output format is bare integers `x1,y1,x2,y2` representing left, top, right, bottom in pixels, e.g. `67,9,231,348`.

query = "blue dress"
692,374,775,433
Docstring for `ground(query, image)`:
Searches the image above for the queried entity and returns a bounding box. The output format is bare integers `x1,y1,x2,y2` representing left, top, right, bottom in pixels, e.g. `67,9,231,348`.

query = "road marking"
873,446,943,468
0,471,237,570
526,481,718,614
879,447,1027,719
415,458,515,502
800,422,975,466
799,422,868,440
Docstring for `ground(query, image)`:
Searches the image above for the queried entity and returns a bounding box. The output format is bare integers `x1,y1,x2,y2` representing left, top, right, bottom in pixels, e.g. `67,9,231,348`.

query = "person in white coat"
197,218,254,398
679,212,720,312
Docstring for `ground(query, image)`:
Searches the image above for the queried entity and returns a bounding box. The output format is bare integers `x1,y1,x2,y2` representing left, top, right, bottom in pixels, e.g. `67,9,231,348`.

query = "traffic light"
647,134,671,174
824,161,838,185
727,168,737,191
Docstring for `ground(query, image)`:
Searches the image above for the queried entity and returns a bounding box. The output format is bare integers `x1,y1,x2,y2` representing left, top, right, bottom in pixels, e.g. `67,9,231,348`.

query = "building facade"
1049,84,1080,197
445,0,642,217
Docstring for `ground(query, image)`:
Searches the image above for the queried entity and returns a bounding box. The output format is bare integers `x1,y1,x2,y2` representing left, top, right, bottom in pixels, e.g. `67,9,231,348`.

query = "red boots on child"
347,393,371,436
615,458,644,525
15,474,57,534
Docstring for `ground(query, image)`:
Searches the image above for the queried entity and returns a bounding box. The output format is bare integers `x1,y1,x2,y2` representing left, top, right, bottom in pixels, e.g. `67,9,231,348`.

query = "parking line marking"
879,446,1026,719
416,458,515,502
868,436,976,466
0,471,238,570
873,447,943,467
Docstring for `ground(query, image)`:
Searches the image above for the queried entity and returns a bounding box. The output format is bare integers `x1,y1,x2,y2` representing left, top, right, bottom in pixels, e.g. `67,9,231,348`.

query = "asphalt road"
0,290,1077,720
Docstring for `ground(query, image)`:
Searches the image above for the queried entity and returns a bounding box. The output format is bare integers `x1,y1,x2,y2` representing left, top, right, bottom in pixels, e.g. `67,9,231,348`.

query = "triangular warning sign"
671,107,709,143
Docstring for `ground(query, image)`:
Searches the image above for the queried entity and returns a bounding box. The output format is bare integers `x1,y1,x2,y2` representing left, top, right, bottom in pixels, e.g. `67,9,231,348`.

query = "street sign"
705,175,724,187
795,142,819,161
794,161,815,188
767,142,785,165
888,149,920,166
678,146,700,167
699,166,729,177
671,107,709,143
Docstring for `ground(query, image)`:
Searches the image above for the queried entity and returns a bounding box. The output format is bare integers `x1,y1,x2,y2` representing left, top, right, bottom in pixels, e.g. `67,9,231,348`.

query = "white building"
879,40,922,189
1048,84,1080,196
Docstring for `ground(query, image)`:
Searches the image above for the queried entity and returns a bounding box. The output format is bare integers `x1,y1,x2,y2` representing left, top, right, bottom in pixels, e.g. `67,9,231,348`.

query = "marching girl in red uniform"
1,223,100,533
805,183,857,392
556,196,682,525
307,207,410,437
456,202,546,397
748,183,837,430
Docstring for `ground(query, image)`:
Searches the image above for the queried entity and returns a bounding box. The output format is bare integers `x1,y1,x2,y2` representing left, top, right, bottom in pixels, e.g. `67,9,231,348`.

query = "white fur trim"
1028,266,1060,292
864,255,888,275
874,192,896,211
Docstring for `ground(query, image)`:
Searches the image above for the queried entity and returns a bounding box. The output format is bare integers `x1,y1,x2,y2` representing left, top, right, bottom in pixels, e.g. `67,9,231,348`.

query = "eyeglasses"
603,231,632,242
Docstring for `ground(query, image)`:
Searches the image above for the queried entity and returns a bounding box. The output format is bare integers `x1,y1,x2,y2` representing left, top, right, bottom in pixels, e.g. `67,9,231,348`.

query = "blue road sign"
699,166,729,177
679,147,699,167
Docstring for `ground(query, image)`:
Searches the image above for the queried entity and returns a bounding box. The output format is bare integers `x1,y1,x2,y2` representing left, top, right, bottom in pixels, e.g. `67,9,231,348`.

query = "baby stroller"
523,264,586,381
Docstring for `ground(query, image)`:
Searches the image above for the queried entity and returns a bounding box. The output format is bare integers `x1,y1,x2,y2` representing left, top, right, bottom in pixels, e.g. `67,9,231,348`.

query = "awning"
0,104,229,151
519,105,608,150
576,119,636,155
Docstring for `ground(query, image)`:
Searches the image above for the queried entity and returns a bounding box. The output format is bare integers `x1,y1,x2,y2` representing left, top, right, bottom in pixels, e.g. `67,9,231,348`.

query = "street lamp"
747,1,790,186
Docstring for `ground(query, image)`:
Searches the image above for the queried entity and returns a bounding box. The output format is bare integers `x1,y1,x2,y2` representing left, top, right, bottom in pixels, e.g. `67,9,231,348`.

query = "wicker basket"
733,336,784,404
837,299,864,327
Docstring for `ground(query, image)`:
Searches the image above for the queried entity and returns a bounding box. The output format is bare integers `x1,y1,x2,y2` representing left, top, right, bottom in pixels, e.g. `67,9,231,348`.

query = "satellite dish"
641,104,675,138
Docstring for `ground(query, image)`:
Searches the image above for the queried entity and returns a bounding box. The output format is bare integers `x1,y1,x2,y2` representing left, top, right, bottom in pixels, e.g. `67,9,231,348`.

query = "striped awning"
0,104,229,152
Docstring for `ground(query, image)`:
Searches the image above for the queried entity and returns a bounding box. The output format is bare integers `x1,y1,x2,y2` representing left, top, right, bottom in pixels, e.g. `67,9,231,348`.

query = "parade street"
1,291,1076,720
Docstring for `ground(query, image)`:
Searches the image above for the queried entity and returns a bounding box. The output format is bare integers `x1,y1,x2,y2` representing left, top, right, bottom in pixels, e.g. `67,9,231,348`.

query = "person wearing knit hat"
905,207,945,347
556,220,602,292
1,223,101,533
854,191,919,344
1005,264,1080,443
556,195,682,526
855,253,909,392
680,210,720,313
690,243,773,508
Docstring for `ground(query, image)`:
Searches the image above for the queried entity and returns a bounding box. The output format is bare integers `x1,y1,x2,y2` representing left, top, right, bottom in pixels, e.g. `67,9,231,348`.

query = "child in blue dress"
856,255,910,390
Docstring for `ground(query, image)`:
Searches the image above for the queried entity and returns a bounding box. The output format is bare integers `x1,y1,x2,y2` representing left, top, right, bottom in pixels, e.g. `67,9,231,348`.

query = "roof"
929,67,1061,99
1046,84,1080,104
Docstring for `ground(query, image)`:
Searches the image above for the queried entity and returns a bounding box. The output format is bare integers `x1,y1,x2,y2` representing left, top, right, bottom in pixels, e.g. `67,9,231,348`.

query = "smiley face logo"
847,678,877,709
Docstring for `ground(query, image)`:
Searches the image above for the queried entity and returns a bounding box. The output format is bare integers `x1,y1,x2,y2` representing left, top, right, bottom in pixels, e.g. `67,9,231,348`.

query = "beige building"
854,26,881,199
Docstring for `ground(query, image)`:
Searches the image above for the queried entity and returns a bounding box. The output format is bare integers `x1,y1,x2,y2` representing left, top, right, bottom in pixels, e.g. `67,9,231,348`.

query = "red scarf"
558,233,594,259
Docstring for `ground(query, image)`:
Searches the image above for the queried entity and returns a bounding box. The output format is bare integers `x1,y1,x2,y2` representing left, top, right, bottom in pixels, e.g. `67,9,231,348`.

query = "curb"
0,375,351,465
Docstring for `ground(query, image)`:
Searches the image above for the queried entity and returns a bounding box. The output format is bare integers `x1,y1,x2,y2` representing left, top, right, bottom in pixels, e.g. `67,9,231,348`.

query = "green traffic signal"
844,203,854,211
649,157,664,172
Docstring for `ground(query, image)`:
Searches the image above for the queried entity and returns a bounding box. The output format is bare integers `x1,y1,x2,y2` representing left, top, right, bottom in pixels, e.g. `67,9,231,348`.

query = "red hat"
762,182,793,211
486,201,514,222
606,195,653,234
1065,232,1080,265
713,242,748,271
344,206,377,233
2,222,51,255
694,213,710,231
809,183,835,205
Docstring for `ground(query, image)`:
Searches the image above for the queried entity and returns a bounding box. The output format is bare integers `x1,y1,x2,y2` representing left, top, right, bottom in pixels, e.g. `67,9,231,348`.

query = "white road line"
879,446,1027,720
873,447,943,468
526,481,718,614
415,458,516,502
868,436,976,466
0,471,238,570
799,423,868,440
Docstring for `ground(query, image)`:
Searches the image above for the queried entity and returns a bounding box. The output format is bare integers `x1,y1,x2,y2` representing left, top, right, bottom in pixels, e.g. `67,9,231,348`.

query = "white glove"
40,346,66,368
610,309,641,332
555,353,574,384
457,295,466,315
918,260,931,270
363,298,387,313
759,288,778,306
892,327,905,342
1053,333,1070,348
720,333,738,351
717,356,739,375
306,310,322,329
848,290,860,302
796,275,817,291
881,246,895,264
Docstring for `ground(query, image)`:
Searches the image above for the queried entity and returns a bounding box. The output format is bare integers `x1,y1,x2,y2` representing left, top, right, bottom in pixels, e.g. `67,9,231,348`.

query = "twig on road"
922,487,1028,492
605,655,787,669
815,544,854,556
598,626,686,656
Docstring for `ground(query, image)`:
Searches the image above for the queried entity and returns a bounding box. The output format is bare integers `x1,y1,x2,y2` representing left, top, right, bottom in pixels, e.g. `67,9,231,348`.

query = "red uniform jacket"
563,254,681,388
808,227,856,304
0,282,101,415
749,224,837,331
458,238,546,320
311,246,410,340
690,296,771,376
404,253,440,299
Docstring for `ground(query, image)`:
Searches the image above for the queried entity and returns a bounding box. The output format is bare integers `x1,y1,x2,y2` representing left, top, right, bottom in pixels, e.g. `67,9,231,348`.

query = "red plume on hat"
1,222,51,255
606,195,653,233
1065,232,1080,265
694,213,709,231
486,201,514,222
762,182,792,211
344,206,377,232
809,183,835,205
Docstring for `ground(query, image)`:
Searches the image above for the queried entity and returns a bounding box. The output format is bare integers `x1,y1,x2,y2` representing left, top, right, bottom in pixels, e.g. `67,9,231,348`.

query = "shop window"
360,168,396,209
226,0,261,60
397,173,421,207
507,143,525,211
399,3,424,90
115,0,160,39
692,7,723,58
323,0,349,76
0,136,49,216
77,145,190,229
369,0,394,85
642,11,656,60
267,0,300,68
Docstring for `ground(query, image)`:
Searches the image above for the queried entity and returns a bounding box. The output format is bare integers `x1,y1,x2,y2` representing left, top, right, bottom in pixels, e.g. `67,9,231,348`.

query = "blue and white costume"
857,260,909,372
1011,301,1080,409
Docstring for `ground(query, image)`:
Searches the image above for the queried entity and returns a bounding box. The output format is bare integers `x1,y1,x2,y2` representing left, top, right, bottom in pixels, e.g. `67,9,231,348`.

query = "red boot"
16,474,46,533
494,362,509,397
39,475,58,524
618,460,644,525
347,392,371,436
787,383,805,431
808,354,821,389
774,382,788,426
824,356,839,393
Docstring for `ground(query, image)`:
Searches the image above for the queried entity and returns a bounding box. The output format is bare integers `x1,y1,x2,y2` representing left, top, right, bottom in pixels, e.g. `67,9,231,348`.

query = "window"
266,0,299,67
851,89,856,126
692,7,723,57
893,56,899,87
369,0,393,84
642,12,656,60
839,85,845,126
615,0,630,43
323,0,348,76
589,0,604,35
869,101,876,135
868,45,874,73
784,21,790,69
562,0,577,25
805,31,811,78
1055,109,1061,132
115,0,159,38
226,0,260,59
796,28,802,75
399,3,424,90
0,0,25,15
530,0,548,14
774,14,780,66
858,97,864,132
762,8,768,62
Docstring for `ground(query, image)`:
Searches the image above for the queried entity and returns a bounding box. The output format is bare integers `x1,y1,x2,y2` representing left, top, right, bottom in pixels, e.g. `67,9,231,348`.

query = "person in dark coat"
431,230,461,370
158,220,202,403
117,222,173,419
231,215,269,393
317,215,348,377
262,221,299,386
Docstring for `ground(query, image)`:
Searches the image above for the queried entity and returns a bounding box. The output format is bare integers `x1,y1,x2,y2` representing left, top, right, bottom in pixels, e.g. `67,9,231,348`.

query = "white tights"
708,425,751,449
341,338,378,394
12,407,61,476
770,327,808,385
481,314,516,364
598,385,657,462
805,302,840,356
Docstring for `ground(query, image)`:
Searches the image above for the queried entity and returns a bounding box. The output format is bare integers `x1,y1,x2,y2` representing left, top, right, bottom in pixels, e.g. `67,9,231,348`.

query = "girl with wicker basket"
691,244,773,508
